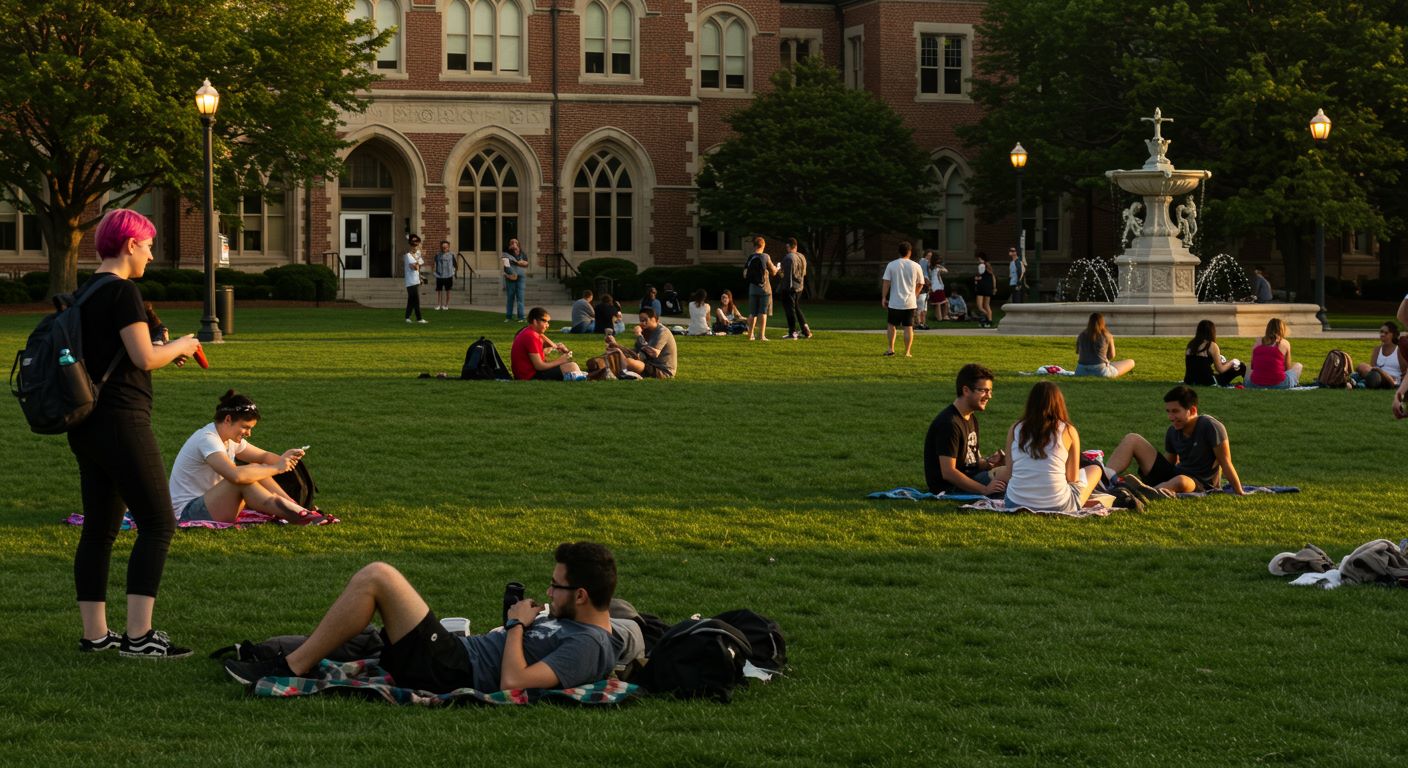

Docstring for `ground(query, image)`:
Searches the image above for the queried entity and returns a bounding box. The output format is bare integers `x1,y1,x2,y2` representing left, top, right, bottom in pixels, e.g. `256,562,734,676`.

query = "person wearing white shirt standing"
403,234,426,324
924,250,950,322
880,241,925,357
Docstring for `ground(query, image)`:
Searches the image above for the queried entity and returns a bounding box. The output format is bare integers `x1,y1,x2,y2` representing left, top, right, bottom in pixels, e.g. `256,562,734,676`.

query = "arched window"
349,0,402,70
584,0,634,76
920,159,968,254
447,0,522,73
701,13,749,91
457,147,520,255
572,149,632,255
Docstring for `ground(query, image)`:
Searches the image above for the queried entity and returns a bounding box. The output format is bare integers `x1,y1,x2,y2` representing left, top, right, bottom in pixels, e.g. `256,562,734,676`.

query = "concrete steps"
340,277,571,310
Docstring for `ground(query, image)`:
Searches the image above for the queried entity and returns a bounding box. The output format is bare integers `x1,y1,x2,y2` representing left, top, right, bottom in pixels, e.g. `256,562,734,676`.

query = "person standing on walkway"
502,238,529,322
1007,246,1026,304
70,209,204,658
881,241,925,357
973,252,996,327
744,235,779,341
778,238,812,339
433,240,455,311
403,234,426,324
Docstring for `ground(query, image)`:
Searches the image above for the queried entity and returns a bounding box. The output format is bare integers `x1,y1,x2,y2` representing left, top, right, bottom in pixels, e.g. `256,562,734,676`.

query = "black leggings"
66,408,176,601
405,286,422,320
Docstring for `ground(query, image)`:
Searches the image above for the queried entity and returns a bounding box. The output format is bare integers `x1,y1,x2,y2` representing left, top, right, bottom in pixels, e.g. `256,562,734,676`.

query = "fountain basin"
997,301,1324,337
1106,168,1211,197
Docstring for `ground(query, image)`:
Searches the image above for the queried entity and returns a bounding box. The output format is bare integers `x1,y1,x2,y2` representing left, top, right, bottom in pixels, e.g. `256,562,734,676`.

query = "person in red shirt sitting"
510,307,584,381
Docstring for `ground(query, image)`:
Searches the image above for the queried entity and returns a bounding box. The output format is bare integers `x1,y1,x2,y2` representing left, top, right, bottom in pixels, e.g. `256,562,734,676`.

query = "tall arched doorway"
339,139,414,278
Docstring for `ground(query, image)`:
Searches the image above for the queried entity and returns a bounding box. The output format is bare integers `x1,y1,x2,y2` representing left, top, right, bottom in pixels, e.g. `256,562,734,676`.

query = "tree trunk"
45,210,84,298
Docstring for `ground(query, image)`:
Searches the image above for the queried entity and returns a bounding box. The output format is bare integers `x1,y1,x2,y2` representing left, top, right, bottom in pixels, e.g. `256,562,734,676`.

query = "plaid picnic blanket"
253,658,642,707
64,509,284,530
958,497,1114,519
867,487,987,502
1175,484,1299,498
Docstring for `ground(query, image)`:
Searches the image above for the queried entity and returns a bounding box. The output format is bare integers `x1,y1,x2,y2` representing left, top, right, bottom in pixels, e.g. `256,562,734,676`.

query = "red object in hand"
192,346,209,369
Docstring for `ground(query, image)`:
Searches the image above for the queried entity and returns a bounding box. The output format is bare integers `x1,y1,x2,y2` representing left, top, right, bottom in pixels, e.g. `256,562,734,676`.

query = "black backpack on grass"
461,336,511,380
636,617,752,702
10,274,122,434
273,460,318,510
712,609,786,670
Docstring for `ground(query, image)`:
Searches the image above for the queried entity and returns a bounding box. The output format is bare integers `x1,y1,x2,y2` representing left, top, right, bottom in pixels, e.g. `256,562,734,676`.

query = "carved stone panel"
343,101,551,135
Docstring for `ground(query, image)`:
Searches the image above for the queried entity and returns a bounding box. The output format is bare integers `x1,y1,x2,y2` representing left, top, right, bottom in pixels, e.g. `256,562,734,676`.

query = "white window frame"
235,188,290,260
914,23,973,102
579,0,642,83
570,148,636,258
350,0,408,78
920,156,971,258
441,0,529,81
0,193,45,257
699,8,756,96
844,25,864,89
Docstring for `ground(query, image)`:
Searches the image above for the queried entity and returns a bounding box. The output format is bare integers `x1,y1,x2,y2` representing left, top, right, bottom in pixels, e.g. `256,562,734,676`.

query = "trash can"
216,285,234,336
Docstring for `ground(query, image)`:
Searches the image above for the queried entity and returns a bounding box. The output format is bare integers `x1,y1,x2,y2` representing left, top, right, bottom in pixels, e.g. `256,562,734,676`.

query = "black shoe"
120,629,193,659
1110,486,1146,512
223,655,295,687
79,631,122,653
1119,476,1162,503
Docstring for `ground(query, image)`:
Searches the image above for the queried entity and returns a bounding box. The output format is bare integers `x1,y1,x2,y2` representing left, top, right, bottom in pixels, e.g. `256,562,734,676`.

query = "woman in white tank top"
1355,321,1405,389
1002,382,1103,512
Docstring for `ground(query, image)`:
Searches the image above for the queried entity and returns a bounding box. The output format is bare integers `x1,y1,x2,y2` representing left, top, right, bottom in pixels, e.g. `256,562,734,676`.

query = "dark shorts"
642,362,674,379
379,611,477,693
887,307,915,327
532,367,566,381
436,277,453,290
1141,453,1213,492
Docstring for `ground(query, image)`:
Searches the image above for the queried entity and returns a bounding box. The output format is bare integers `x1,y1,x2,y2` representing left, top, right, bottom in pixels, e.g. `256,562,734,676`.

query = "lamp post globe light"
1309,108,1332,330
1009,143,1030,301
196,78,222,343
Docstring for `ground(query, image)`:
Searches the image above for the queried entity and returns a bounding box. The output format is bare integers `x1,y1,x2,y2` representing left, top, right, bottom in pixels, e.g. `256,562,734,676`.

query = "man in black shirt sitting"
924,363,1010,496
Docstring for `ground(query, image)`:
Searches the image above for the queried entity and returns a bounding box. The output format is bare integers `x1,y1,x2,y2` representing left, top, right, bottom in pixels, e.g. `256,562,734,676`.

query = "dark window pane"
243,194,263,214
458,167,474,186
616,191,631,216
502,191,518,213
921,227,940,252
22,214,42,250
586,51,604,73
780,40,791,66
491,154,506,172
595,192,611,216
701,69,719,89
573,191,589,211
503,216,518,243
921,69,938,94
725,73,744,89
616,217,631,251
243,230,262,251
341,195,394,210
611,52,630,74
574,218,590,251
480,216,498,252
479,191,497,213
700,225,719,250
502,167,517,187
944,69,961,94
0,221,15,250
574,168,590,188
473,59,492,72
448,53,467,70
458,217,475,252
797,40,809,59
617,170,632,189
595,218,611,251
459,192,475,213
377,58,397,70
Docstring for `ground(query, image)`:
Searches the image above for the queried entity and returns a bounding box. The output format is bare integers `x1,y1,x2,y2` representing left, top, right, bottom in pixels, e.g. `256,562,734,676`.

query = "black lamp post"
195,78,222,343
1309,108,1332,330
1009,143,1030,300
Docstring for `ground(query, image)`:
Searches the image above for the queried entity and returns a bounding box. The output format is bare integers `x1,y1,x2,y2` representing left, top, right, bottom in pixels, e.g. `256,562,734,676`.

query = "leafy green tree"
697,57,930,297
0,0,388,296
960,0,1408,292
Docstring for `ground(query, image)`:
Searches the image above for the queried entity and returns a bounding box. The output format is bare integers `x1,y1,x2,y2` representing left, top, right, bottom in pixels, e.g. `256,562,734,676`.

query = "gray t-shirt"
434,250,455,279
636,324,677,377
779,251,806,292
1076,332,1112,366
460,617,613,692
1164,414,1227,486
571,298,595,327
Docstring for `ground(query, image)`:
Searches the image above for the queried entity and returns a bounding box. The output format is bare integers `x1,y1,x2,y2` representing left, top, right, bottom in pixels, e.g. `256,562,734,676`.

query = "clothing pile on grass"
1268,540,1408,589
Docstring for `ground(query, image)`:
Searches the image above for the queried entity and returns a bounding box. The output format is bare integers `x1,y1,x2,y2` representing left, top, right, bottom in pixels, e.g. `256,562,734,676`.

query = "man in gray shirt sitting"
1102,385,1247,498
224,542,618,693
569,289,596,334
602,307,677,379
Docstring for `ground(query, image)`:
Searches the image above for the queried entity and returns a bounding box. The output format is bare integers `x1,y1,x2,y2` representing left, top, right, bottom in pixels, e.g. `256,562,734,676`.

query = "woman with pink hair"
68,209,202,659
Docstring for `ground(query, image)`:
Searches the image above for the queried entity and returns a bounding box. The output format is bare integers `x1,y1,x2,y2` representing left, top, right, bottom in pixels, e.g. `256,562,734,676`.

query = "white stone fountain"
999,109,1323,336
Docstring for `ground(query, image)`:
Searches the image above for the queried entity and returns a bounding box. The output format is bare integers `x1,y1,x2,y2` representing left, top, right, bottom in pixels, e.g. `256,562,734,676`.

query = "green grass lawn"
1,305,1404,766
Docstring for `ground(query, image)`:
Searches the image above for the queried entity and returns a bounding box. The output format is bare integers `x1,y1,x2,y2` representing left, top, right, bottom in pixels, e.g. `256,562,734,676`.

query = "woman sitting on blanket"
168,390,329,524
1355,321,1405,389
1247,317,1304,389
1002,382,1103,513
1184,319,1246,387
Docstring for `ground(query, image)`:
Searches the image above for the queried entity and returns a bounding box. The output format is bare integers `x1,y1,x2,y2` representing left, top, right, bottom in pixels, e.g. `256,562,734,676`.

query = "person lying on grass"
924,363,1010,496
1101,385,1247,498
223,542,617,694
167,390,326,524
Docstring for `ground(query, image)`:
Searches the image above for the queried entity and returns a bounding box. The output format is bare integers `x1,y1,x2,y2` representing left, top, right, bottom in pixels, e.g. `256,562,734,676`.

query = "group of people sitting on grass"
924,363,1245,513
511,305,677,381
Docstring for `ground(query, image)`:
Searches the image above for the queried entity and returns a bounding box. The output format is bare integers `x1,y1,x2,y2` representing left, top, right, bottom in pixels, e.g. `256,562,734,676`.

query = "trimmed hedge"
16,264,337,303
0,279,31,304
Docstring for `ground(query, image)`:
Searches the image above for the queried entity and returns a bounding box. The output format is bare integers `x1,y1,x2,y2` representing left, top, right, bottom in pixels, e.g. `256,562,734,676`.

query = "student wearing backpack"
1247,318,1304,389
68,209,203,659
743,235,779,341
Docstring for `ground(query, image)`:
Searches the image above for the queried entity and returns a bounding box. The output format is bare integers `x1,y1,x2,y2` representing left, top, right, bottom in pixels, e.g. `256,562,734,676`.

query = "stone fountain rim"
1104,168,1213,180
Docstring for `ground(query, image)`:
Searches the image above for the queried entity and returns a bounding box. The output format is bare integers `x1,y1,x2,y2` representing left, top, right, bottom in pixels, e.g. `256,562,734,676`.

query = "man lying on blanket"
224,542,617,693
1102,385,1247,498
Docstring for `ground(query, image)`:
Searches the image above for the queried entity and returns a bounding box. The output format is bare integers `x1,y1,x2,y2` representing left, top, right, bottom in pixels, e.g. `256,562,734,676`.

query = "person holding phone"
168,390,327,525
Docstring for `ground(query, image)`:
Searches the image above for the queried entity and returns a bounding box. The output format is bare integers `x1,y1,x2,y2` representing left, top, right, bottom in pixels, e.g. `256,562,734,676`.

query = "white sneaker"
418,319,429,324
405,319,413,323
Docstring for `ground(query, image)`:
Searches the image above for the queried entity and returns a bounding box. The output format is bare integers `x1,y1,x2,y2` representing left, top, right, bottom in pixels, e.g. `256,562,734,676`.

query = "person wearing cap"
403,234,427,324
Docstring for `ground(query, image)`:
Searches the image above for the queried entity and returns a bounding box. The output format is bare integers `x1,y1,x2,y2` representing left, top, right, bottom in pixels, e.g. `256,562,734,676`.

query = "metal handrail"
548,252,576,280
321,251,344,299
454,252,476,296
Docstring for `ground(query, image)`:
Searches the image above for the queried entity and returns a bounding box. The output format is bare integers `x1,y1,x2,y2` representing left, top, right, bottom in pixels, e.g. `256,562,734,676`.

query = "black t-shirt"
593,301,615,333
924,404,982,492
79,276,151,413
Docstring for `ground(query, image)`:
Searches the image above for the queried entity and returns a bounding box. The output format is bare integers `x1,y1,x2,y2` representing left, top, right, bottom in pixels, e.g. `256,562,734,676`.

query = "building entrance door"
339,214,368,278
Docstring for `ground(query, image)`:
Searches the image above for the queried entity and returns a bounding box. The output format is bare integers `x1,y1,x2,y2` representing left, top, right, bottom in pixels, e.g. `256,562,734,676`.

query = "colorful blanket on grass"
867,487,987,502
64,509,283,530
958,497,1114,519
868,487,1112,517
253,658,641,707
1175,484,1299,498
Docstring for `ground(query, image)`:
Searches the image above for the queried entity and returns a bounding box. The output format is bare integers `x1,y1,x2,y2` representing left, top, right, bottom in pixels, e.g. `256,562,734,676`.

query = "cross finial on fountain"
1141,107,1173,142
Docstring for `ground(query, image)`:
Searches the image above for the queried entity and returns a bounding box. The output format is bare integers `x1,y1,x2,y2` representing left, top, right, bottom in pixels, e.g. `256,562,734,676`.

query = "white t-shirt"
882,258,925,310
929,264,946,291
403,252,423,287
168,423,248,517
688,302,712,335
